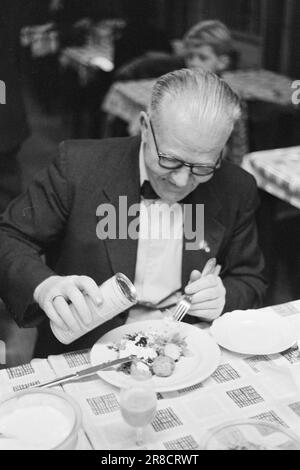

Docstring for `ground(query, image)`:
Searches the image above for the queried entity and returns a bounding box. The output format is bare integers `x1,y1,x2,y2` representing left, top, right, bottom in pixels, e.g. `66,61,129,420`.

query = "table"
60,43,114,85
59,19,119,83
102,79,154,135
224,70,295,106
59,41,114,138
243,146,300,210
2,301,300,450
242,147,300,304
21,24,59,58
102,70,297,137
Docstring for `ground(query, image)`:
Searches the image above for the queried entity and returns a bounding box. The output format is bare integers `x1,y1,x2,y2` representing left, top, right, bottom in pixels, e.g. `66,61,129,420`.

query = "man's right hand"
33,275,102,332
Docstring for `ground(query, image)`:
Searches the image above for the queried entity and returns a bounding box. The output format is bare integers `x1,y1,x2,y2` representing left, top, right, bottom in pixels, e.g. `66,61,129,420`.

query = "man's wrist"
33,275,60,303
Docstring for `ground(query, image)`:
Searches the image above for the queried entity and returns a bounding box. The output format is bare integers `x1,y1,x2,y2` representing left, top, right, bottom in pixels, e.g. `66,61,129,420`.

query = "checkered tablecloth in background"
242,146,300,209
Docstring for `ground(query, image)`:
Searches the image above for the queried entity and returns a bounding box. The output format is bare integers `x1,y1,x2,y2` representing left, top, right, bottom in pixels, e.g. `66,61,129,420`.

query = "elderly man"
0,69,266,357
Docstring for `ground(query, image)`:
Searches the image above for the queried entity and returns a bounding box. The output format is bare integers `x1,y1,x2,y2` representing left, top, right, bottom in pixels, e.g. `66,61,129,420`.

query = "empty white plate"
210,309,297,355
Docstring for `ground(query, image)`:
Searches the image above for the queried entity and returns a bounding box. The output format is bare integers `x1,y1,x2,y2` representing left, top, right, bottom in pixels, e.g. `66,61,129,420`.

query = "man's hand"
184,270,226,321
34,275,102,332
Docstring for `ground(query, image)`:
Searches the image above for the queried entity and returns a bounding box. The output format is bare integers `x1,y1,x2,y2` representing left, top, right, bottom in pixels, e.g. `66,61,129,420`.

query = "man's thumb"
189,270,202,283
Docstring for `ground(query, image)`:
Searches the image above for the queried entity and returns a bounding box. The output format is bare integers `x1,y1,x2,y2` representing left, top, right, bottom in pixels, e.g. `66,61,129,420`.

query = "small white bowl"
0,389,82,450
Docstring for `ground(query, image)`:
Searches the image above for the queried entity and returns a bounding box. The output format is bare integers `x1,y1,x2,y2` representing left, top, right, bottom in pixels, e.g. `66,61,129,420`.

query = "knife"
36,355,136,389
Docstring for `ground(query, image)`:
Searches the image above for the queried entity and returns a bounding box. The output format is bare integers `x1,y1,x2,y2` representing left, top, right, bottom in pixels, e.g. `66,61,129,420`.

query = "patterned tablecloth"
242,146,300,209
102,79,154,134
102,70,296,135
2,301,300,450
223,70,295,106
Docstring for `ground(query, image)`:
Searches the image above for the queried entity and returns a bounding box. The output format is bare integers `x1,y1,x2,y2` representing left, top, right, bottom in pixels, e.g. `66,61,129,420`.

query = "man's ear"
217,54,230,72
140,111,148,143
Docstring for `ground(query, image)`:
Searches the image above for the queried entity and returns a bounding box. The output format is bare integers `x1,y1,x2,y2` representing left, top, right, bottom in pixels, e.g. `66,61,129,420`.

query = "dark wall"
263,0,286,72
289,0,300,77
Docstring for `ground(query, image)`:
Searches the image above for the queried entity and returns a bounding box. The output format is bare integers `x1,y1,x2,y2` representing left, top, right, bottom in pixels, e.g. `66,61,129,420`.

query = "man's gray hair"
150,68,241,132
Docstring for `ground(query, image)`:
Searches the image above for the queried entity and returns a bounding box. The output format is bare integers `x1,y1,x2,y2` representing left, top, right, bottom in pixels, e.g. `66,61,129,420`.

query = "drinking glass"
120,376,157,447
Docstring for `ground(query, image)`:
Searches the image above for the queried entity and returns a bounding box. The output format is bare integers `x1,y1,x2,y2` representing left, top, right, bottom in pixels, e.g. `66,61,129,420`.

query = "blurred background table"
243,147,300,304
57,19,123,137
60,43,114,82
59,18,126,78
243,146,300,209
21,23,59,58
224,69,295,105
102,78,154,135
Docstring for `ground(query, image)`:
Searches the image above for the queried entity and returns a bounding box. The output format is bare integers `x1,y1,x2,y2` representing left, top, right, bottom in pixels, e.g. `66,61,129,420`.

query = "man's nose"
170,166,191,187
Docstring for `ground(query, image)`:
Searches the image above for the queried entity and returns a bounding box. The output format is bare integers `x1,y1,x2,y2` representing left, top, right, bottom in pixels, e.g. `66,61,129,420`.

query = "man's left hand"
185,270,226,321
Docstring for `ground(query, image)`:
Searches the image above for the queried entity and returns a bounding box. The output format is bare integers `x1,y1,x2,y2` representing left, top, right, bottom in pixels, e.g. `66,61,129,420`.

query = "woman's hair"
183,20,233,57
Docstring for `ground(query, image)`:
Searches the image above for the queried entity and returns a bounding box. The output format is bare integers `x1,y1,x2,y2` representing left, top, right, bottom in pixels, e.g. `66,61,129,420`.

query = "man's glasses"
149,119,222,177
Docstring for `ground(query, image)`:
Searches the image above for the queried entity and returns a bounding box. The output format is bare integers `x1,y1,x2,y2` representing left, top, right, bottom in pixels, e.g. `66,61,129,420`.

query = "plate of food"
90,319,221,392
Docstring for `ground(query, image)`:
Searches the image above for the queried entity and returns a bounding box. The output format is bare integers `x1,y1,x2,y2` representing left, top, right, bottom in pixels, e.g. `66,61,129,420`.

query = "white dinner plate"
90,320,221,392
210,309,297,355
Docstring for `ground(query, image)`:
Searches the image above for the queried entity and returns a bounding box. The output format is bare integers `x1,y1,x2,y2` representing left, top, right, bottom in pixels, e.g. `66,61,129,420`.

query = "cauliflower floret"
130,360,152,379
119,340,157,361
164,343,181,361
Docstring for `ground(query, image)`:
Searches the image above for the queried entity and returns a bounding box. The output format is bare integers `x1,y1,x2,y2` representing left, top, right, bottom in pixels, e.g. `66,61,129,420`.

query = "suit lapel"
181,181,225,287
100,137,141,283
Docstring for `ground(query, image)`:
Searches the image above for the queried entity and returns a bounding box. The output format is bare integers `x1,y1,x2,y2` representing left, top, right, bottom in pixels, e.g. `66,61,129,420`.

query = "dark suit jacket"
0,0,30,153
0,136,267,357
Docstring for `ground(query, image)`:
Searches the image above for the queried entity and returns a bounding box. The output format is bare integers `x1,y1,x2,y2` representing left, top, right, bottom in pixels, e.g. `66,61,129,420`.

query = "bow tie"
140,180,159,200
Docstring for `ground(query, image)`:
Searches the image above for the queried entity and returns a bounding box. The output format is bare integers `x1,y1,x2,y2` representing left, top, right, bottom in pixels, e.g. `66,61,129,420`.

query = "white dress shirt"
128,144,184,322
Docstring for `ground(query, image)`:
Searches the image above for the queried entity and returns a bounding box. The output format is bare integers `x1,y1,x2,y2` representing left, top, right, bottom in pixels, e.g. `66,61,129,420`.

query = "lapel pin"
198,240,211,253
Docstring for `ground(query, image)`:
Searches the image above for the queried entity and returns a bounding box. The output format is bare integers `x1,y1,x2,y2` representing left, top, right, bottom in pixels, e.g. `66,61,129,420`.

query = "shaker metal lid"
115,273,137,303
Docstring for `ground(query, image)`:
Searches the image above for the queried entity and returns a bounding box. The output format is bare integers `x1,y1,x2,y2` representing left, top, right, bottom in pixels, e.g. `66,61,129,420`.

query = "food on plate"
130,359,152,379
163,343,181,361
152,355,175,377
107,327,191,378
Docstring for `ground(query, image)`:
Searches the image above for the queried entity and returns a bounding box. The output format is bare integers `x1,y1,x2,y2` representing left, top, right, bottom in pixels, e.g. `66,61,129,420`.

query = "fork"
172,293,193,323
172,258,219,322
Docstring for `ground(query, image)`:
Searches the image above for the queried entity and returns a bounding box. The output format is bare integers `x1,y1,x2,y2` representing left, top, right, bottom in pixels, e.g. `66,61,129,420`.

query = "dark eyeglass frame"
148,119,223,176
